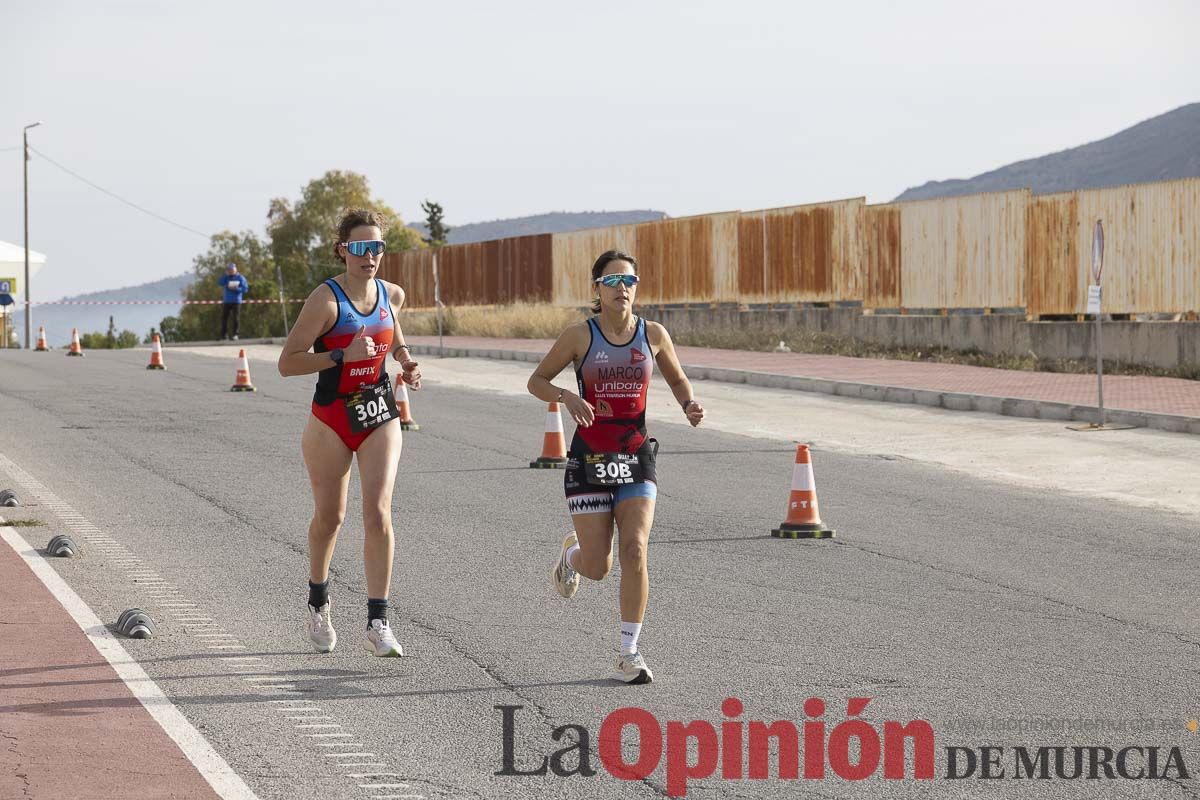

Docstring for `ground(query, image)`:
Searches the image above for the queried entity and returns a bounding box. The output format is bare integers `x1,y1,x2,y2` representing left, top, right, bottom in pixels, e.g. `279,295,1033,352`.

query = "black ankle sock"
308,580,329,609
367,598,389,626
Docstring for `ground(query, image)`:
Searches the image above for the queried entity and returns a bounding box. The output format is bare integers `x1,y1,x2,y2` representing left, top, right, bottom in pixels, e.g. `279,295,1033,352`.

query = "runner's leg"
356,419,404,655
355,419,403,601
302,414,352,583
569,510,616,581
614,496,654,624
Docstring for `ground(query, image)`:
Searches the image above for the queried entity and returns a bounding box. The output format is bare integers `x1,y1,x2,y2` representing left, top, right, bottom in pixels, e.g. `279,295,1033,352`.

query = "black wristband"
680,399,694,412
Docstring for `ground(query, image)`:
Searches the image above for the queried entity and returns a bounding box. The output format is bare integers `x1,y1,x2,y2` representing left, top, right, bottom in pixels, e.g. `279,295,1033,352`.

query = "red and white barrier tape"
30,299,306,306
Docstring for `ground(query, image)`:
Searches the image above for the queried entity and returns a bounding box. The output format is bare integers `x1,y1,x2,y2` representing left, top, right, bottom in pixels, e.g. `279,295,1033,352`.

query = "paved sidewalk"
407,335,1200,433
0,526,224,800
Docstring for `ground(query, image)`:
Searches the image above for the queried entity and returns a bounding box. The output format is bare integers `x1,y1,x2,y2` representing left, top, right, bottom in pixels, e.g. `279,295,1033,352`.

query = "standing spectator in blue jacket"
218,263,249,340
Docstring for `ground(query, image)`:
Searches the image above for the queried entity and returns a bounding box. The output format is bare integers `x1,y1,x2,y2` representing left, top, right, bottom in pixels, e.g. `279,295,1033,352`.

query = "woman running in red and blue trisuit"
278,208,421,657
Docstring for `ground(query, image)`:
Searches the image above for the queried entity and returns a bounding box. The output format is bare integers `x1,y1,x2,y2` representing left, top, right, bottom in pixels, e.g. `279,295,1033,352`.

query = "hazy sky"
2,0,1197,300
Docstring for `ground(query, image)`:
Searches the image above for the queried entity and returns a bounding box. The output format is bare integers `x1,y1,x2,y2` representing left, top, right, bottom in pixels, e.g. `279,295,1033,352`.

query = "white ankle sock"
564,543,581,571
620,621,642,655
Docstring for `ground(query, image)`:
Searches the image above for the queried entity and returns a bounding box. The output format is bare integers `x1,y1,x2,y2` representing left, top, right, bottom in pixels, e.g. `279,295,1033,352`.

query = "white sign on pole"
1086,285,1102,315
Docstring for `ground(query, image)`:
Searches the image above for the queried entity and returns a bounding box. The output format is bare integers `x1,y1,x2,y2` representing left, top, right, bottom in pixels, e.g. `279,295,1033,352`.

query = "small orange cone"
529,402,568,468
395,378,419,431
66,328,84,357
35,326,49,352
146,332,165,370
771,444,835,539
230,349,255,392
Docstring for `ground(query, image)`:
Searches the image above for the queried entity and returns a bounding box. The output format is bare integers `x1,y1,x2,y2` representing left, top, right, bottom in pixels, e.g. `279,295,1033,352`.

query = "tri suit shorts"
564,437,658,515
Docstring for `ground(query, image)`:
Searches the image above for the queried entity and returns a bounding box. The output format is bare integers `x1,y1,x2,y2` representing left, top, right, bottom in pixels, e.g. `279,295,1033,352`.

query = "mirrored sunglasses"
345,240,386,257
594,274,639,288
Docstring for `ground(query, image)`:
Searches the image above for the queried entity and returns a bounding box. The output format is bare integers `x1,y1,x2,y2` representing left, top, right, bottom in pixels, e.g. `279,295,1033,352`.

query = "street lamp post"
23,121,42,350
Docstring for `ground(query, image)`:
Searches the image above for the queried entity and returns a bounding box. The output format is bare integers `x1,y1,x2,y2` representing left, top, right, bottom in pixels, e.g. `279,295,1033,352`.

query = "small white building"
0,240,48,347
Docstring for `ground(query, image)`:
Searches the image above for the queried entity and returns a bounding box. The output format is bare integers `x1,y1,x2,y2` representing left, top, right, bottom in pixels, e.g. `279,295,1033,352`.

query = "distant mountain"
895,103,1200,201
408,210,667,244
13,272,192,348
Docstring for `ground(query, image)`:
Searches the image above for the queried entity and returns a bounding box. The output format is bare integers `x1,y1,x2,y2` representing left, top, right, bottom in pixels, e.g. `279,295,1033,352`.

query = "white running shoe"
552,531,581,599
614,651,654,685
364,618,403,657
307,601,337,653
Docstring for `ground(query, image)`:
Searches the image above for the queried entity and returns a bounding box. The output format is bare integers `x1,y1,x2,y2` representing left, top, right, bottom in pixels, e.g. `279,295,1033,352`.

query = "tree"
170,230,277,341
79,326,140,349
164,170,423,342
267,170,424,292
421,200,450,247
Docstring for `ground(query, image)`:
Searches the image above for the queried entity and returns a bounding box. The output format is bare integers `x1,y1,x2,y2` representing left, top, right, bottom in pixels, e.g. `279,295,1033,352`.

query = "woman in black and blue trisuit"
528,250,706,684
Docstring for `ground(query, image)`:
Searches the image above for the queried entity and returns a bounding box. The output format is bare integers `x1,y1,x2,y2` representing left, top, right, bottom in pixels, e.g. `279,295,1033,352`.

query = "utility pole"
23,121,41,349
276,262,290,335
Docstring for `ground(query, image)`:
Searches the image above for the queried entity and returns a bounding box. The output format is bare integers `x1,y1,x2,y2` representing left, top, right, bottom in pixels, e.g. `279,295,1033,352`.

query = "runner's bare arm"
277,285,340,377
528,322,595,426
649,322,705,426
385,283,409,360
384,283,422,389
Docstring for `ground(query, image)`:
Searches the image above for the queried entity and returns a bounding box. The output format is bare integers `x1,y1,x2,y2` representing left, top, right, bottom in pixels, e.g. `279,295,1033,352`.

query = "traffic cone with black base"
395,378,419,430
230,349,255,392
35,326,49,351
529,402,568,468
66,328,84,356
146,332,165,370
771,444,835,539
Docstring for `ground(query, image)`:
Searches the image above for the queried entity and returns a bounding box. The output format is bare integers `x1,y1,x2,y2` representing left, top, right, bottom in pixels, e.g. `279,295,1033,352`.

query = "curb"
408,343,1200,436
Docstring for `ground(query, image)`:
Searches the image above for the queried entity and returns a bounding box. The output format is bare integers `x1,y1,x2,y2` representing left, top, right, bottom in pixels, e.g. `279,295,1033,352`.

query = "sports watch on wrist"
329,348,345,366
556,388,565,403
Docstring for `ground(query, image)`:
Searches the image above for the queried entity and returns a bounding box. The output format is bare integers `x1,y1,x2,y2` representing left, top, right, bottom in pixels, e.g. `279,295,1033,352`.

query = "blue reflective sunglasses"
344,240,386,257
594,274,639,288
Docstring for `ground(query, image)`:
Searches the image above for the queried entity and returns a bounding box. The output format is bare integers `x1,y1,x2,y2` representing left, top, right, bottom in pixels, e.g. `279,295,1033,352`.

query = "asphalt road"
1,349,1197,800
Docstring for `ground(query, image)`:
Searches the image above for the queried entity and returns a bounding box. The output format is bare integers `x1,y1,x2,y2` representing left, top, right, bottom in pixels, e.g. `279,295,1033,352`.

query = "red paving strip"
407,335,1200,419
0,537,222,800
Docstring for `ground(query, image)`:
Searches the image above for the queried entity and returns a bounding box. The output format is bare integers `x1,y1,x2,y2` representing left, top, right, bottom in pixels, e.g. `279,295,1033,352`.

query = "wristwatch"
556,388,565,403
329,348,345,366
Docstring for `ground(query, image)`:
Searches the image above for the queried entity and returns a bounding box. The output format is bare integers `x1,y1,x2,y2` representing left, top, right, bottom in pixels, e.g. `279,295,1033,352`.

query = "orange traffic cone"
66,328,84,357
529,402,568,468
35,326,49,352
230,349,255,392
146,332,165,370
771,444,835,539
395,378,419,431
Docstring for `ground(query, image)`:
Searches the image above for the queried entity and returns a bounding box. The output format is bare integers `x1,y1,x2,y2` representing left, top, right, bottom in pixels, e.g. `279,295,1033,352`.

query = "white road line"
304,733,354,738
295,724,340,729
346,773,406,779
0,524,260,800
357,786,410,796
287,715,332,720
316,742,364,747
326,752,375,758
